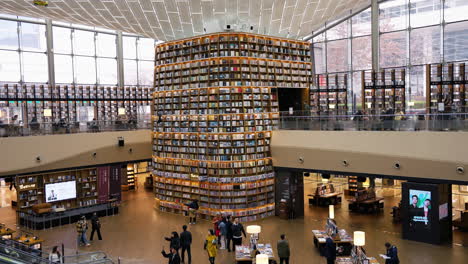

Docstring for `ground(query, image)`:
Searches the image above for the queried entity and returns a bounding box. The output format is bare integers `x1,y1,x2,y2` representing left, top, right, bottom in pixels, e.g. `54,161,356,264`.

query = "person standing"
165,231,181,253
76,216,90,247
212,213,222,245
204,229,218,264
384,242,399,264
90,212,102,241
231,217,246,252
324,237,336,264
48,246,62,263
161,247,181,264
277,234,290,264
180,225,192,264
185,200,199,224
225,215,233,252
218,217,227,250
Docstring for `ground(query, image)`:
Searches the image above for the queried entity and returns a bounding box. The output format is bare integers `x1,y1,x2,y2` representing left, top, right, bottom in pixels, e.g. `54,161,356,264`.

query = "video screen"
409,189,432,229
45,181,77,203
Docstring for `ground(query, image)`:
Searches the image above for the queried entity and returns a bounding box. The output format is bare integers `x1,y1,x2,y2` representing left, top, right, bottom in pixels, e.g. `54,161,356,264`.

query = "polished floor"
1,180,468,264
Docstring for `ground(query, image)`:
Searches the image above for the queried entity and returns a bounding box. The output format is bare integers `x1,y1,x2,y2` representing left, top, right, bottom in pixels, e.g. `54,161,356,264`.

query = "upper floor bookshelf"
310,73,348,116
155,33,311,65
426,62,468,114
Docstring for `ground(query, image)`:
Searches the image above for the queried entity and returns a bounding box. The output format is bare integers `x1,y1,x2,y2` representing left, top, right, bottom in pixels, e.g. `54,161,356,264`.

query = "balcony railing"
278,111,468,132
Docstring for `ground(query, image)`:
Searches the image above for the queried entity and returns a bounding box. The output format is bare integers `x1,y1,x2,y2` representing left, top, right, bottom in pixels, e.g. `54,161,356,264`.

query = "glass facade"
0,15,158,87
312,0,468,111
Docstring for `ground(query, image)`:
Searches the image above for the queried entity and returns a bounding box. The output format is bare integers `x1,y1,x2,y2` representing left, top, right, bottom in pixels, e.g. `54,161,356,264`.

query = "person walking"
180,225,192,264
76,216,90,247
324,237,336,264
161,247,181,264
185,200,199,224
48,246,62,263
218,217,227,250
383,242,399,264
225,215,233,252
90,212,102,241
231,217,246,251
277,234,290,264
204,229,218,264
212,213,222,245
165,231,181,253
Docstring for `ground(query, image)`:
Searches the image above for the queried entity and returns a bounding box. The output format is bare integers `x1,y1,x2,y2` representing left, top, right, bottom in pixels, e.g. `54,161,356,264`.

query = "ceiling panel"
0,0,370,41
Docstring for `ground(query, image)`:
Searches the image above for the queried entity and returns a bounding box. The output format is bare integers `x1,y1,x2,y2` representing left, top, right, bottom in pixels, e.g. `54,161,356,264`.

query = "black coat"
165,237,181,250
231,223,246,238
225,221,233,238
324,238,336,260
161,250,181,264
180,231,192,247
91,215,100,229
385,246,399,264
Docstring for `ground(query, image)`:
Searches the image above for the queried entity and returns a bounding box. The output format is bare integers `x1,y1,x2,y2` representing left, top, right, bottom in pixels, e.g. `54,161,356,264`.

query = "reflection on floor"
0,180,467,264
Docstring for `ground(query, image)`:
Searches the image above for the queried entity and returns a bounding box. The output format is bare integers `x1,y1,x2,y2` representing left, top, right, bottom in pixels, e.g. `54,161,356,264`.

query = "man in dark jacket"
161,247,181,264
165,232,181,252
324,237,336,264
231,217,246,251
384,242,399,264
90,212,102,241
180,225,192,264
225,215,233,252
277,234,290,264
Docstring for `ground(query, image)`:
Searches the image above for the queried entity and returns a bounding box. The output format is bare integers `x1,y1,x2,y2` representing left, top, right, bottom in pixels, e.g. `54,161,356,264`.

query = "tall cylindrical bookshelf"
152,32,312,221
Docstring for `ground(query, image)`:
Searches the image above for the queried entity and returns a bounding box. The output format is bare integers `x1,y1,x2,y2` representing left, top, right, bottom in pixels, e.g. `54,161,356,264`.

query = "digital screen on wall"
45,181,77,202
409,189,432,230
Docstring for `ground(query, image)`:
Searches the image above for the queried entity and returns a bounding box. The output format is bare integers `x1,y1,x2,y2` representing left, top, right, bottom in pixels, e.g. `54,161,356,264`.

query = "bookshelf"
310,73,348,116
153,32,311,222
347,176,359,196
126,164,136,190
0,84,151,124
362,68,406,114
16,168,99,212
426,62,468,114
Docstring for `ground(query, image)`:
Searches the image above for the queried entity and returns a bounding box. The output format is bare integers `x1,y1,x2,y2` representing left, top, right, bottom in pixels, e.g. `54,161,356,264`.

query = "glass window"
380,31,407,67
326,22,349,41
0,20,18,50
0,50,20,82
313,42,325,74
23,52,48,82
97,58,117,85
20,23,46,52
54,54,73,83
444,21,468,61
444,0,468,23
380,0,408,32
123,36,137,59
96,33,116,58
352,71,363,110
53,26,72,54
410,26,441,65
75,56,96,84
409,66,426,110
312,33,325,43
73,30,95,56
124,60,138,85
138,61,154,86
138,38,155,60
352,8,371,37
352,36,372,70
327,39,348,73
410,0,441,28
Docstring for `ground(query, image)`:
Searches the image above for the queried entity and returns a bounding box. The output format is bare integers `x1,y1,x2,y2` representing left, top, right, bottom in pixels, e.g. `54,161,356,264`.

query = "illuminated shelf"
153,32,311,221
310,73,348,116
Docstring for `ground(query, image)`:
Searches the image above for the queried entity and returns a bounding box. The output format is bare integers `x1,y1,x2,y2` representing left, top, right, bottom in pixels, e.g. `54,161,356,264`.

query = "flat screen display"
409,189,432,230
45,181,76,202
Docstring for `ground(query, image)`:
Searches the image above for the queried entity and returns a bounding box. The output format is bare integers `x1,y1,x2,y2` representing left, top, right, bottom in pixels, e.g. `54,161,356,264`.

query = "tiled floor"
1,181,467,264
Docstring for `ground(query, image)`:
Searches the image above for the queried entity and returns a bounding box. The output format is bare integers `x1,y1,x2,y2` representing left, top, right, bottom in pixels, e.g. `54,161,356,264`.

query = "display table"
348,197,384,213
336,256,380,264
312,229,353,256
14,235,44,250
308,192,342,206
0,227,16,239
235,244,274,263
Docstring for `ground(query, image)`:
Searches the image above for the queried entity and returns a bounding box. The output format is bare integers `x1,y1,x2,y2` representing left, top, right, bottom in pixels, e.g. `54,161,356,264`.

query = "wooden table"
0,227,16,239
235,244,274,263
336,256,380,264
14,235,44,250
312,229,353,256
308,192,342,206
348,197,384,213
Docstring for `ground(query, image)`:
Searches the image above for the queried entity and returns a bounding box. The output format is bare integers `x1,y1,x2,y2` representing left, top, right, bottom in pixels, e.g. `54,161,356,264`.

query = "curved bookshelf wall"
152,32,312,222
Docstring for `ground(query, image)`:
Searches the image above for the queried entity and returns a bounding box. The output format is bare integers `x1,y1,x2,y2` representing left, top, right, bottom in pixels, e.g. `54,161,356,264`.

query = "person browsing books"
383,242,399,264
